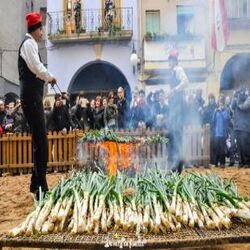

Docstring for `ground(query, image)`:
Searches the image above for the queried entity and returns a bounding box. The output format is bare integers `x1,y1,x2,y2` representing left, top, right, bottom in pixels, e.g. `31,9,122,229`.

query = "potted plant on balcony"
144,32,152,41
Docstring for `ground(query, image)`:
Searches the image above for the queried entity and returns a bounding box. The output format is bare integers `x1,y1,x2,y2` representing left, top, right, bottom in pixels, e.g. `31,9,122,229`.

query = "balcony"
226,0,250,29
143,35,206,71
47,8,133,44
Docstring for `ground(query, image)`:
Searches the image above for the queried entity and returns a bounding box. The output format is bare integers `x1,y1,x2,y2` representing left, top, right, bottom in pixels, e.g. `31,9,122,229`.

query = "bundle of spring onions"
79,129,168,144
9,169,250,237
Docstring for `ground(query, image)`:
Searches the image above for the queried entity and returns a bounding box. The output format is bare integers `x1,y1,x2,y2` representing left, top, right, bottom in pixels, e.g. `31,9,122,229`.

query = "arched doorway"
220,53,250,91
68,60,131,101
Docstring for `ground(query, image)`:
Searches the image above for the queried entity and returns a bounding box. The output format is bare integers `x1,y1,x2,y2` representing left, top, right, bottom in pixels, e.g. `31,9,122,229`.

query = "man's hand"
49,77,57,87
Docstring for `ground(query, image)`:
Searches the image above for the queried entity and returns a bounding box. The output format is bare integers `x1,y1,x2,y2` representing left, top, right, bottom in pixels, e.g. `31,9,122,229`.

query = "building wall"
0,0,26,85
140,0,207,37
140,0,250,100
47,0,138,94
0,0,47,96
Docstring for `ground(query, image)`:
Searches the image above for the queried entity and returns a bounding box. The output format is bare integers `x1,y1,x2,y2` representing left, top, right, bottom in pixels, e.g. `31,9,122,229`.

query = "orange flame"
96,141,141,176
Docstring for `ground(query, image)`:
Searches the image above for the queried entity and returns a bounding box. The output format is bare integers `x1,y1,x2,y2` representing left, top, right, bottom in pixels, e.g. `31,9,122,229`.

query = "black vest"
18,36,44,102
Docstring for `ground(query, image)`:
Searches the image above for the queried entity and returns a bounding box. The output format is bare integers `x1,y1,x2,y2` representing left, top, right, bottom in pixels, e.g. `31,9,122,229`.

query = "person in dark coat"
0,100,6,127
50,96,71,133
154,90,169,129
104,91,118,129
202,93,217,165
87,99,95,130
18,12,57,198
167,50,188,173
117,87,130,129
2,102,15,133
93,96,104,130
212,95,230,167
12,99,29,133
231,87,250,167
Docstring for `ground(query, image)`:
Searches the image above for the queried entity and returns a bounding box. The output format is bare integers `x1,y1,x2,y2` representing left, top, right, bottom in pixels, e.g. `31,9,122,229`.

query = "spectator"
225,95,236,166
93,96,104,129
50,95,71,133
231,87,250,168
104,91,118,129
2,102,15,133
75,97,89,130
184,94,201,126
117,86,130,129
0,100,6,127
102,96,108,109
70,95,82,129
202,93,217,166
12,99,29,133
154,90,169,129
61,92,71,110
194,89,205,122
43,99,53,131
87,99,95,129
131,90,149,128
212,95,230,168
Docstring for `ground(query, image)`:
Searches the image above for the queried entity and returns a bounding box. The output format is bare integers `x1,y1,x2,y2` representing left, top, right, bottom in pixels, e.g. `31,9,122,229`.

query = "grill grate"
1,223,250,249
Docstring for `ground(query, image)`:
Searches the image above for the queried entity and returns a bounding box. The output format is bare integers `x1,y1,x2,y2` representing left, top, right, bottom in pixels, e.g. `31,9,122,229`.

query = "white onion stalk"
26,204,42,236
35,194,54,232
186,202,195,228
94,195,105,223
50,198,62,223
236,209,250,224
107,200,114,228
59,196,73,232
9,211,34,237
207,208,221,229
101,204,108,233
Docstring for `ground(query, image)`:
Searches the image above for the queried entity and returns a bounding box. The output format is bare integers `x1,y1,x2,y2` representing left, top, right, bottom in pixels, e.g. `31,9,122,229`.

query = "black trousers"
235,130,250,166
168,130,183,172
210,134,216,165
22,99,48,193
214,137,226,166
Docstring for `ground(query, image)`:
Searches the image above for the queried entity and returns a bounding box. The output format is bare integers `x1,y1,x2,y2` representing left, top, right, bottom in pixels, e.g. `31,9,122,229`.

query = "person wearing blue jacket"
212,95,230,167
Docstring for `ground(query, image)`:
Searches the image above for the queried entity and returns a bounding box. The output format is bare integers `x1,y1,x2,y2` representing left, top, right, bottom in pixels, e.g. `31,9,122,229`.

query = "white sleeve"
20,39,54,82
175,66,189,91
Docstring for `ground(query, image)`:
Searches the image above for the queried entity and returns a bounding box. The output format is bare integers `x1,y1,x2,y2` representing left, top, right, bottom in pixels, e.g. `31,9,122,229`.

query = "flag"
211,0,229,52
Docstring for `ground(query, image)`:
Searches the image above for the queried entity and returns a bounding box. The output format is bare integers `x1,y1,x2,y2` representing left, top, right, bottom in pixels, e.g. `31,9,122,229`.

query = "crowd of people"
0,86,250,168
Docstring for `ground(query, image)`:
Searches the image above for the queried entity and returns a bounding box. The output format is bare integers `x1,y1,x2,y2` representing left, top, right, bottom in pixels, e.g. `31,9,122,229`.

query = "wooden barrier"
0,131,77,174
0,126,210,174
182,125,210,167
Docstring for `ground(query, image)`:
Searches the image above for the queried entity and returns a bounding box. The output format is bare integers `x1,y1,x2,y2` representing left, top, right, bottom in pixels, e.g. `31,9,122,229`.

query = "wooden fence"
0,126,210,174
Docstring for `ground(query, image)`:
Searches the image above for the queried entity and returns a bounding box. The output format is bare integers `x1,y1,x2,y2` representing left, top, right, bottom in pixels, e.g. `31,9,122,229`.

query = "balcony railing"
226,0,250,19
47,7,133,43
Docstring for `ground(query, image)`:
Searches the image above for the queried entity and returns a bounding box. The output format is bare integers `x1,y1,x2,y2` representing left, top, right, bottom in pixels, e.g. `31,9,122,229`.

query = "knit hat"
26,12,42,33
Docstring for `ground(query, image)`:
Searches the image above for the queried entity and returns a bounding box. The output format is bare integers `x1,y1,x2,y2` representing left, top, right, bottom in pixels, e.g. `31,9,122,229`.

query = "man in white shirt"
167,50,188,173
18,12,56,200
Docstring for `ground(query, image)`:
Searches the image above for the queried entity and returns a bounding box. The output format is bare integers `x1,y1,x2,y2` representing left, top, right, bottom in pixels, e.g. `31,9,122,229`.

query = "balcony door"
101,0,121,30
64,0,83,34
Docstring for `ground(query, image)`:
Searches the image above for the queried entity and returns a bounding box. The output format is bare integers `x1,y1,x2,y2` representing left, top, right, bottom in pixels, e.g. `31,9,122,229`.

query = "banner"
211,0,229,52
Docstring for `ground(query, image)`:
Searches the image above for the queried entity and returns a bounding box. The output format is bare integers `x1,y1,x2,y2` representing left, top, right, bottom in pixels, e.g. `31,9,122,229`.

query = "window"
146,10,160,34
177,6,194,36
226,0,250,18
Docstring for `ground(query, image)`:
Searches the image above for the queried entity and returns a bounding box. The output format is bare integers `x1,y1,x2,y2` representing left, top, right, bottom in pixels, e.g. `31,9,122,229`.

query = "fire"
96,141,141,176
